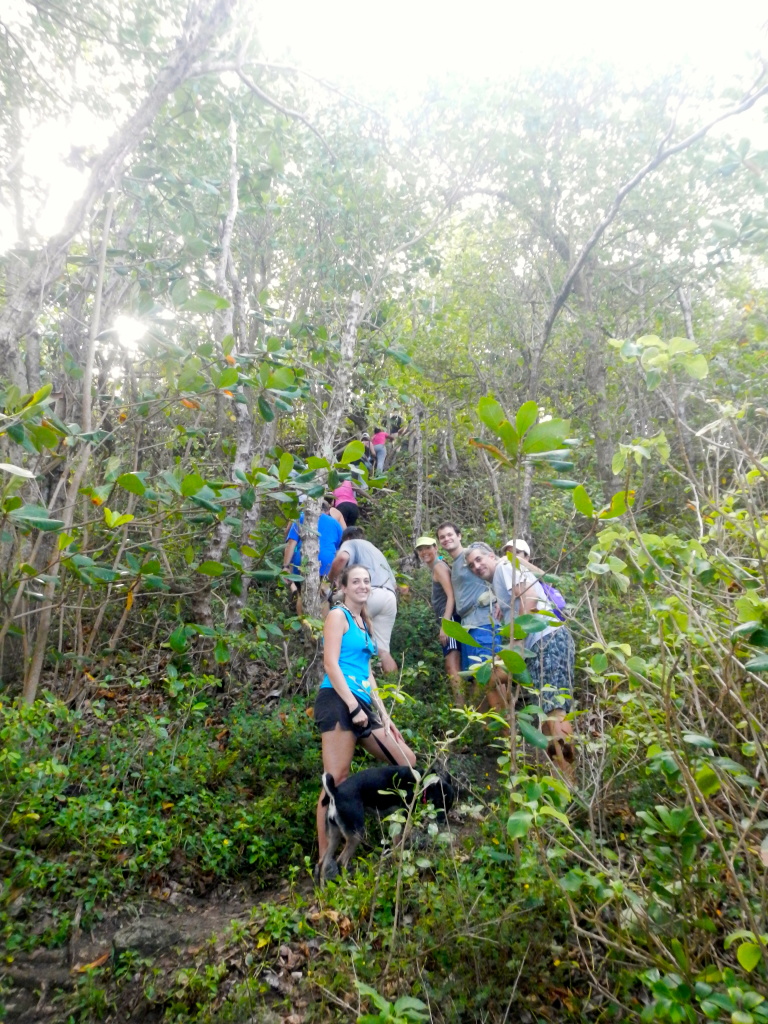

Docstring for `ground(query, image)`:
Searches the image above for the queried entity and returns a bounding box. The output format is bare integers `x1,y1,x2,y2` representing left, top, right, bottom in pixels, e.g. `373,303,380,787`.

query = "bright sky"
3,0,767,251
256,0,768,93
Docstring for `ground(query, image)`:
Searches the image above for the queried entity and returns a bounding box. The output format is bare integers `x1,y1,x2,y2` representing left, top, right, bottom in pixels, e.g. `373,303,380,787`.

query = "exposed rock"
112,917,184,956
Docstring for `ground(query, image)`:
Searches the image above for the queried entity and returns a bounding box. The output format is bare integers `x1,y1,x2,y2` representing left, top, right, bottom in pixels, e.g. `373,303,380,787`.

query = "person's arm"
283,538,299,591
327,547,350,586
517,554,545,576
434,561,455,643
323,609,369,726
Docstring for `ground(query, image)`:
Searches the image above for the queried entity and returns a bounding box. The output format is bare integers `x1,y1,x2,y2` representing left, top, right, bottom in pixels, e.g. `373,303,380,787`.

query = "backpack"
538,580,567,621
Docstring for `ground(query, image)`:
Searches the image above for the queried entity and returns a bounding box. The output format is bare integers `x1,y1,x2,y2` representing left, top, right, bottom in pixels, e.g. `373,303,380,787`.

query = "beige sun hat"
502,538,531,556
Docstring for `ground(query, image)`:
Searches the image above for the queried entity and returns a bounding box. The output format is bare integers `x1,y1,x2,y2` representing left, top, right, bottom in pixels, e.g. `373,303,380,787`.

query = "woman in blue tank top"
314,563,416,869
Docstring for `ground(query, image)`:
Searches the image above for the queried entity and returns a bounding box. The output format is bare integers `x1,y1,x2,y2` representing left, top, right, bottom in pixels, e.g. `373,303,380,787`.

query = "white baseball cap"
502,538,530,557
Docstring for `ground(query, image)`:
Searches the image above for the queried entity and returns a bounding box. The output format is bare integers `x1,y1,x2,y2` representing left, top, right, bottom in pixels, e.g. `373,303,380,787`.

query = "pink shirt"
333,480,356,505
372,431,388,445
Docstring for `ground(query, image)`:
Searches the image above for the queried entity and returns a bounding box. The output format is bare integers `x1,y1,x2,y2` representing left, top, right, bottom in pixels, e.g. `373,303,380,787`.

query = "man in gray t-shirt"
329,527,398,673
436,522,499,672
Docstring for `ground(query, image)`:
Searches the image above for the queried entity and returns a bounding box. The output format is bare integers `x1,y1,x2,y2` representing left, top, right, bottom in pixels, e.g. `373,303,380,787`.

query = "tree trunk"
192,119,247,629
0,0,236,394
22,193,116,703
303,292,363,620
411,408,424,542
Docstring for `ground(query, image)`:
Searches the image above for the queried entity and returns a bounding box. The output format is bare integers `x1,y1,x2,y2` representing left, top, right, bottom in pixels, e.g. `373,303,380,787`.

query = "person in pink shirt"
333,479,359,526
371,426,393,475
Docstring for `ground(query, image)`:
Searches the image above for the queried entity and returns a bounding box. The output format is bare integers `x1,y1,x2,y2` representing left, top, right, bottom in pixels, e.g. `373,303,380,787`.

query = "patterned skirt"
524,627,575,714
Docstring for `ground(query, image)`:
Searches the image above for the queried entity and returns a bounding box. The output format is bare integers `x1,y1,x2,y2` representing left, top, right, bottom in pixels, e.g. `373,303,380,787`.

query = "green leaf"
180,472,205,497
678,353,709,380
591,652,608,673
737,942,762,973
116,472,147,496
339,440,364,465
668,337,698,356
516,400,538,437
0,462,35,479
683,732,715,748
266,366,295,390
598,489,634,519
507,810,533,839
258,396,275,422
217,366,239,388
537,804,570,826
695,765,721,797
477,396,506,434
278,452,294,482
515,613,550,634
550,479,579,489
214,638,230,664
9,504,65,532
22,383,52,409
441,618,480,646
572,485,595,517
197,560,226,577
180,289,230,313
521,419,570,454
498,649,527,674
517,718,549,749
168,625,190,653
103,507,134,528
745,655,768,672
497,421,519,456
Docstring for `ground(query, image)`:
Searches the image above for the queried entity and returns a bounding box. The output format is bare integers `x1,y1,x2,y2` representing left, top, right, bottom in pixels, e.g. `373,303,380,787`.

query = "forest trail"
5,880,297,1022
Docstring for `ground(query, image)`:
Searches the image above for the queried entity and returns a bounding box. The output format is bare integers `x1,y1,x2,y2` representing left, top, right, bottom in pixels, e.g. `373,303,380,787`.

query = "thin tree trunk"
23,192,117,703
191,119,247,629
303,292,363,620
480,448,507,536
411,409,424,542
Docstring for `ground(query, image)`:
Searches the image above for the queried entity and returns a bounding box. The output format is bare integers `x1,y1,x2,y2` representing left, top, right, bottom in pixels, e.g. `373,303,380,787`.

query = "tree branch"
235,68,338,163
541,80,768,347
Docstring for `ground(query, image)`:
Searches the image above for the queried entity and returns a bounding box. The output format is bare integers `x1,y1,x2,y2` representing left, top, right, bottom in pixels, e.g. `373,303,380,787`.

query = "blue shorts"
460,625,502,672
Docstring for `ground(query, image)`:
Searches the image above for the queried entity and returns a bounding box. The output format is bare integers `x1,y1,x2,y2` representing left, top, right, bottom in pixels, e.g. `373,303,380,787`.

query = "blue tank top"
320,606,378,703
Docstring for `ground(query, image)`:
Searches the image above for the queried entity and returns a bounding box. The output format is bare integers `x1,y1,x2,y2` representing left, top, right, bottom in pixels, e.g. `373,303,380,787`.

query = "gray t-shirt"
340,539,396,593
451,551,495,629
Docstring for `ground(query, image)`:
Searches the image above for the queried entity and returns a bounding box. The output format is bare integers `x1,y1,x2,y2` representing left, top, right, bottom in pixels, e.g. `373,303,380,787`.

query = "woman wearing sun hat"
415,535,463,704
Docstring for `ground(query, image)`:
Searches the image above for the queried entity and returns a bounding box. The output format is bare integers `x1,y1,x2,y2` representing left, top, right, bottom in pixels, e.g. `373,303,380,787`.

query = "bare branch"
541,81,768,347
236,68,338,163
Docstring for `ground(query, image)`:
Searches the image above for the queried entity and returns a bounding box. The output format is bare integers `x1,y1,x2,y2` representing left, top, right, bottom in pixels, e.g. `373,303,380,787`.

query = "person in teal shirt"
313,563,416,872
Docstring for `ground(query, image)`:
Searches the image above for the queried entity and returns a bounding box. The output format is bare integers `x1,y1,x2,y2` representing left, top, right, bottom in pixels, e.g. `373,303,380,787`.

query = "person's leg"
317,725,357,860
375,445,386,474
466,626,508,714
534,629,575,780
361,725,417,768
367,588,398,674
445,649,463,704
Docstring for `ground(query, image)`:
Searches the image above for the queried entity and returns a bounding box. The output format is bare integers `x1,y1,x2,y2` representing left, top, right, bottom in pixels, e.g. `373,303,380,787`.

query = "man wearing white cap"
465,539,575,776
415,535,462,703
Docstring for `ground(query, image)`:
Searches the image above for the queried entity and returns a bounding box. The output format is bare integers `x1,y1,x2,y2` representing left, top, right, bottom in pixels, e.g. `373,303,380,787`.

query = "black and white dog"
316,764,456,885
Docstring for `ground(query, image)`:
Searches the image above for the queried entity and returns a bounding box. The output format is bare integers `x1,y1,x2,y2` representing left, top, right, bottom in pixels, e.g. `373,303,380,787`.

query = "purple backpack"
539,581,567,621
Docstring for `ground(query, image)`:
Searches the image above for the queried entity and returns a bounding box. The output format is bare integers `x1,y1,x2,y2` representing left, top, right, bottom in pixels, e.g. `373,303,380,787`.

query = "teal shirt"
320,606,378,704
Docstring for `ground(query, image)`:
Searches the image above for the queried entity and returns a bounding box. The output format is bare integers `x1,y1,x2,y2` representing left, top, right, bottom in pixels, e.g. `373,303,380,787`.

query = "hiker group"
280,425,576,872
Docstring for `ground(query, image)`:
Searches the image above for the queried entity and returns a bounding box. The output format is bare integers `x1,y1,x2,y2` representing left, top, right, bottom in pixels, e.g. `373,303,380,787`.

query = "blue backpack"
539,580,567,621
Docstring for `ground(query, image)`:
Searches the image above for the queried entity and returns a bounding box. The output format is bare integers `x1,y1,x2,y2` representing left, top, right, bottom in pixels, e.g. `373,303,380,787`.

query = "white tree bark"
302,292,363,619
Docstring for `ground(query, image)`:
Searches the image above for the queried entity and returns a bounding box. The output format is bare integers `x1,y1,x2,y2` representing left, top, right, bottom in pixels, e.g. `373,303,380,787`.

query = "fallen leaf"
73,952,110,972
